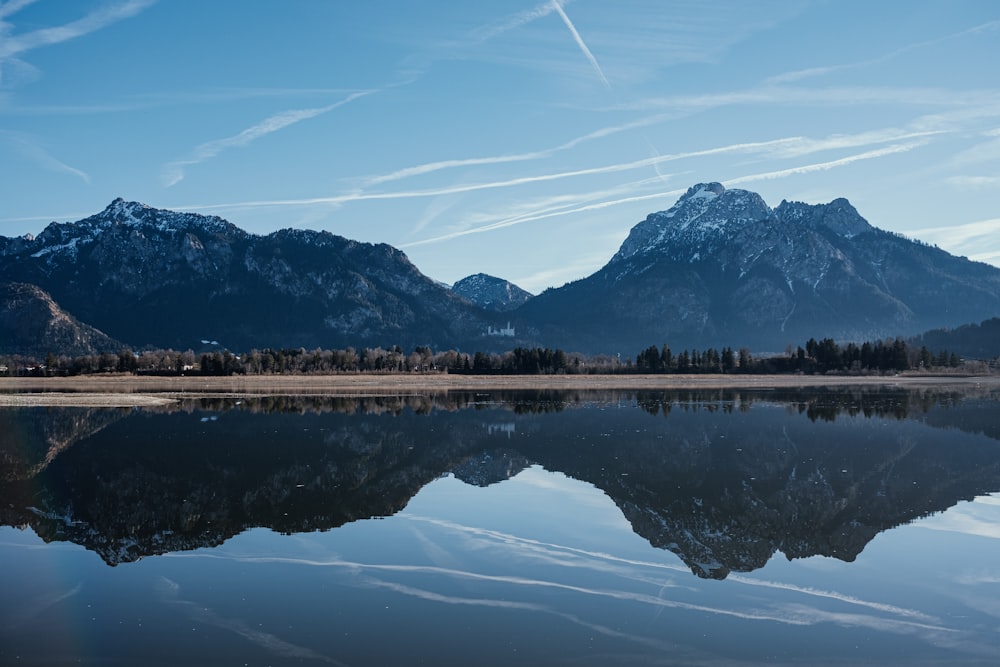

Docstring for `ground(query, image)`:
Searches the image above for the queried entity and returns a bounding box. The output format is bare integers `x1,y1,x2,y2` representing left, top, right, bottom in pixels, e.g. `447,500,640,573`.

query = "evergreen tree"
661,344,673,371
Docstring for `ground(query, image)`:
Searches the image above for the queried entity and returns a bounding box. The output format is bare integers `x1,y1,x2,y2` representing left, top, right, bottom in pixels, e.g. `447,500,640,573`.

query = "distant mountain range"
3,184,1000,356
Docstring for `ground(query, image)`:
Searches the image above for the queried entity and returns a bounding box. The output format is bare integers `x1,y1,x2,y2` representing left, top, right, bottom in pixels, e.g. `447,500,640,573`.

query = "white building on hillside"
487,322,515,337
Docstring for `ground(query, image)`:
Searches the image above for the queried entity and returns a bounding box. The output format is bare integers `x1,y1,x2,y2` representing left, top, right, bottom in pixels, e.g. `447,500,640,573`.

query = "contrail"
472,0,560,42
551,0,610,89
162,90,372,187
0,0,155,59
400,143,925,248
360,114,675,187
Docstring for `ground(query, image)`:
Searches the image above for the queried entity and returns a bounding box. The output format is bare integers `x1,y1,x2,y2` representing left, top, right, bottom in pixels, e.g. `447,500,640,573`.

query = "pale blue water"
1,389,999,666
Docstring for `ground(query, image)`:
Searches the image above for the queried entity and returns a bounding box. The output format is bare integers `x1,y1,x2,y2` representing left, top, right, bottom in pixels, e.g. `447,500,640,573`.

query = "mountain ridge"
3,186,1000,356
1,199,503,353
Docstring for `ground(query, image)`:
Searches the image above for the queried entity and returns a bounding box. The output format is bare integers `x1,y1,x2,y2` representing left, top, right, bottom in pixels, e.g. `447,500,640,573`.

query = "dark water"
2,387,1000,666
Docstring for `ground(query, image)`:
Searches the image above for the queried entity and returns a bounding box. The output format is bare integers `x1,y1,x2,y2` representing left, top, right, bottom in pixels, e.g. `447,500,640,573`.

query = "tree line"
632,337,963,375
2,335,974,378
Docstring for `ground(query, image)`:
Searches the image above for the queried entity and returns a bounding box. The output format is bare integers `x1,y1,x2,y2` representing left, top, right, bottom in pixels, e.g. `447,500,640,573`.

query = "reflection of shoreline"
3,386,996,482
2,384,997,419
2,372,999,406
4,387,1000,579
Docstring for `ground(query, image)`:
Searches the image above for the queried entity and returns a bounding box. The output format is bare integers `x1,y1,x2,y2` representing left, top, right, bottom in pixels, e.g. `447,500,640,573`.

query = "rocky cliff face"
515,183,1000,352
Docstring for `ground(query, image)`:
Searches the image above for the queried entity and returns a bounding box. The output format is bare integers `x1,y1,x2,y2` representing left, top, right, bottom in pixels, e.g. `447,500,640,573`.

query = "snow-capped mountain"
613,182,776,263
0,199,495,351
515,182,1000,352
451,273,533,312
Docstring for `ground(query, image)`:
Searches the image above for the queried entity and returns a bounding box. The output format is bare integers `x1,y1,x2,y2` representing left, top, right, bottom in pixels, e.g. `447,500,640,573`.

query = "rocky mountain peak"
102,197,152,221
89,198,243,238
774,197,873,238
21,200,247,266
612,182,774,263
451,273,533,312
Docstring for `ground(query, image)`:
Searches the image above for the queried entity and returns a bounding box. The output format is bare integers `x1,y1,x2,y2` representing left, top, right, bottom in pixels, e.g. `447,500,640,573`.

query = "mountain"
514,183,1000,353
451,273,533,312
0,199,499,352
0,281,122,357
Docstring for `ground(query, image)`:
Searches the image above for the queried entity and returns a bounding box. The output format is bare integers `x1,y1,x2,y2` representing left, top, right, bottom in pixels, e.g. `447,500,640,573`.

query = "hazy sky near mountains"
1,1,998,293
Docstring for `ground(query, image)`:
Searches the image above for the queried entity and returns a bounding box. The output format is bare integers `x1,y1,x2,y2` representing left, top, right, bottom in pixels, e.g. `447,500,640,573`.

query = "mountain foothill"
2,183,999,362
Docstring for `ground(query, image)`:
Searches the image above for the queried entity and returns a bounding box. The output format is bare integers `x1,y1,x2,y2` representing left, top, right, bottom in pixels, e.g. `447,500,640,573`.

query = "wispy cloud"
2,131,89,183
513,251,612,292
470,0,560,42
360,149,551,188
902,217,1000,266
399,179,679,248
359,113,676,187
162,90,372,187
0,0,39,20
364,136,804,201
359,119,951,201
726,141,926,185
946,176,1000,189
620,84,1000,116
770,129,948,159
766,19,1000,85
0,0,155,86
551,0,610,89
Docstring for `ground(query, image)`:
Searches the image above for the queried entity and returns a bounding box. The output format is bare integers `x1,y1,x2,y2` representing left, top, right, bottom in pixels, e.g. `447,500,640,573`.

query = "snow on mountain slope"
451,273,533,312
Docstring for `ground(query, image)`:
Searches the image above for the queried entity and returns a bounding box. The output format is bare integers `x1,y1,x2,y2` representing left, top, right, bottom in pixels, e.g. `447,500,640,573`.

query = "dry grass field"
1,372,998,407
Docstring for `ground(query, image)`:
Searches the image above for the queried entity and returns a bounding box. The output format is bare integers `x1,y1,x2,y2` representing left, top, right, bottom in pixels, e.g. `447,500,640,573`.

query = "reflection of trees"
633,387,972,422
175,390,586,416
0,388,983,482
162,387,984,419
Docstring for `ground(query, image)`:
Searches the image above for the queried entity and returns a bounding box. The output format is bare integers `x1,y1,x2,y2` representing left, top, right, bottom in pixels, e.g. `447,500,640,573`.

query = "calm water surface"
2,388,1000,666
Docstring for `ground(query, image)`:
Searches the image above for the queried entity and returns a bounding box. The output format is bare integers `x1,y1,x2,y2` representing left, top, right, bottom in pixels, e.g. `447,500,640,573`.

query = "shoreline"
1,372,997,407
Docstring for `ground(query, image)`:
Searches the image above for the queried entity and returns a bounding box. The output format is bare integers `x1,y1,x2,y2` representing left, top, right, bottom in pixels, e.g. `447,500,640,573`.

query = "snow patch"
688,186,719,201
31,237,79,258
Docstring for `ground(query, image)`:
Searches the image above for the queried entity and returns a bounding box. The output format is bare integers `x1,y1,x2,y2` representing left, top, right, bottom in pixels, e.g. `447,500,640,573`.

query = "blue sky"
1,1,999,293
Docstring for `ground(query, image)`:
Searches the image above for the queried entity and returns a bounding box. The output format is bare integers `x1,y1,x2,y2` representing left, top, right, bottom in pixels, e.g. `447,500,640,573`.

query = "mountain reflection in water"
2,387,999,579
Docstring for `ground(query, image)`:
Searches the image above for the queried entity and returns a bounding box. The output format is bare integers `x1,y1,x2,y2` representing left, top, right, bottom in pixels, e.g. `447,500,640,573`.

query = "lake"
2,386,1000,666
